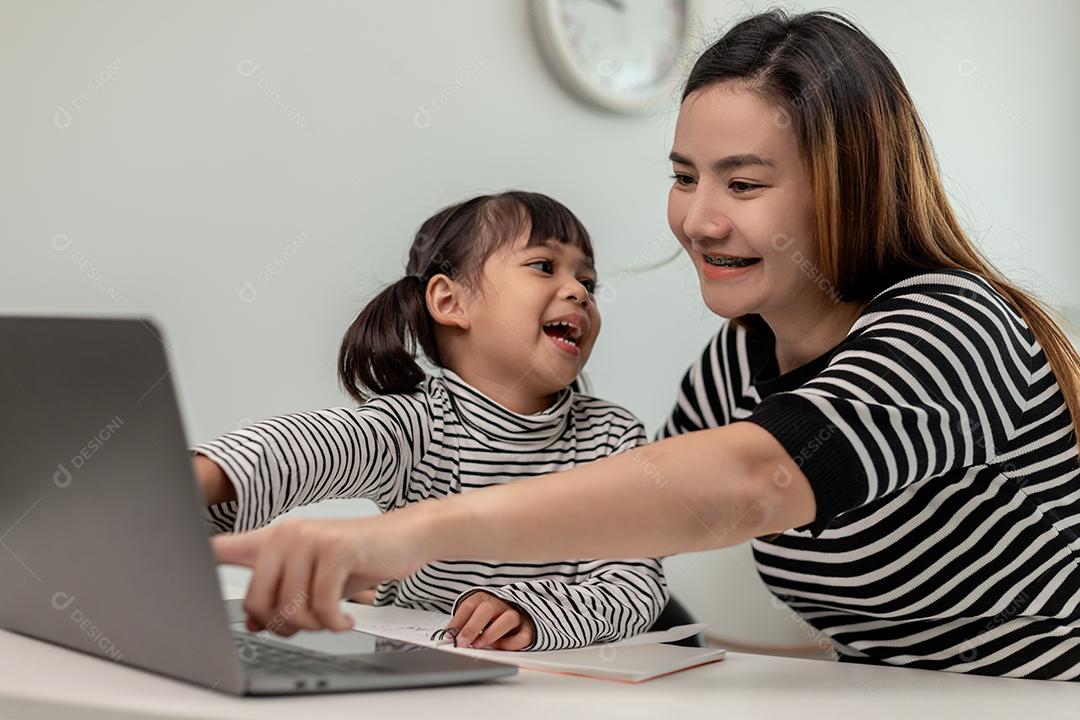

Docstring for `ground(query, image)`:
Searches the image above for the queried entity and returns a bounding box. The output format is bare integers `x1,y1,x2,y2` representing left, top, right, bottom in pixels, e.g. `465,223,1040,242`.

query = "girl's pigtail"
337,275,434,403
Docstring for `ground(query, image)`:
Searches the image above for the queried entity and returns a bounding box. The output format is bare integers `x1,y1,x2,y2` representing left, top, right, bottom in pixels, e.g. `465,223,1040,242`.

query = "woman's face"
667,81,821,323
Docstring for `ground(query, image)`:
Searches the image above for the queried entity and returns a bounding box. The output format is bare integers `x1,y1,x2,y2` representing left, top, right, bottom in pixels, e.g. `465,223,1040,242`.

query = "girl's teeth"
544,321,580,343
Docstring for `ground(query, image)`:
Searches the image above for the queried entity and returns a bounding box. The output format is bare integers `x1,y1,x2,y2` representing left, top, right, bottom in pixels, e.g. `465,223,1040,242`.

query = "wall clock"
530,0,694,114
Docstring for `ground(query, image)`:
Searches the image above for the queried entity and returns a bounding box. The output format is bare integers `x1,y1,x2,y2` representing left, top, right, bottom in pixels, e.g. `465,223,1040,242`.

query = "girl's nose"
561,280,591,307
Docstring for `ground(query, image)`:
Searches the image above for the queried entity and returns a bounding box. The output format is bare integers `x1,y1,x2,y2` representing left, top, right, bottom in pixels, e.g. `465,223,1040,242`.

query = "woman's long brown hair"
684,8,1079,457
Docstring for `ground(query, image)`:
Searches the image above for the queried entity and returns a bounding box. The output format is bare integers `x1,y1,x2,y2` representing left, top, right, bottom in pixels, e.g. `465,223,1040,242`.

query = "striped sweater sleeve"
747,274,1033,536
192,394,430,534
451,419,671,650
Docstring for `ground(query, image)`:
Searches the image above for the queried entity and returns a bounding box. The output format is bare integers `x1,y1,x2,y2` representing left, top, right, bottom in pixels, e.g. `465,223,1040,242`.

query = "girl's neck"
762,298,865,375
447,366,562,415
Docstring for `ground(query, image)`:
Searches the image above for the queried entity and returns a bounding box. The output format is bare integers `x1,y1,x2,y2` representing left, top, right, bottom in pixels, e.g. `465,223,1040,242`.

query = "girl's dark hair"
683,8,1080,457
338,191,595,403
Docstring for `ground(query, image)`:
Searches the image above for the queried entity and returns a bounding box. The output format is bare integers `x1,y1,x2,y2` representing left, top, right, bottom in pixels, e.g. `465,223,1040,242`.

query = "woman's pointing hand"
212,511,430,636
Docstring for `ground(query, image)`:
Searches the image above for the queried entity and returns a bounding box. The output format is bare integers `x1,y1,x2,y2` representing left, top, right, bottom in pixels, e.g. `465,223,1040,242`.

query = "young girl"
191,191,668,651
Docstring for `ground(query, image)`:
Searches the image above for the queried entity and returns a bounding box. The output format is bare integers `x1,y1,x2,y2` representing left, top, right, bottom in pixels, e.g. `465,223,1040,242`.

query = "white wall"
3,0,1077,647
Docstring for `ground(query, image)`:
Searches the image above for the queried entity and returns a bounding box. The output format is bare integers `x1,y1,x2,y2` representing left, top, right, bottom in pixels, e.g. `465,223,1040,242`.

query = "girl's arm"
193,398,430,534
194,453,236,504
447,558,669,650
214,421,816,634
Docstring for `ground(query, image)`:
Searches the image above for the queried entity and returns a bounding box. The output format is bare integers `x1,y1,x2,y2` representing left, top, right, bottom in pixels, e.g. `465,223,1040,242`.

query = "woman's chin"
701,294,757,320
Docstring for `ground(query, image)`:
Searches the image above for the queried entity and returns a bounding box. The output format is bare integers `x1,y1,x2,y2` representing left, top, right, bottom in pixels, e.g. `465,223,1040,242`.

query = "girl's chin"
540,357,586,388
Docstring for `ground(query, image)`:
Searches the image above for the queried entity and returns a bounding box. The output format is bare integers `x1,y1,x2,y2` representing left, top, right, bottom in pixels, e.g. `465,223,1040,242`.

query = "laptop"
0,315,517,695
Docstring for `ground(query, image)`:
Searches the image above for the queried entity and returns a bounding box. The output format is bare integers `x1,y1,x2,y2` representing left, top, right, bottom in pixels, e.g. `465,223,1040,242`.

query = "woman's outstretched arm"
425,421,815,561
214,421,817,635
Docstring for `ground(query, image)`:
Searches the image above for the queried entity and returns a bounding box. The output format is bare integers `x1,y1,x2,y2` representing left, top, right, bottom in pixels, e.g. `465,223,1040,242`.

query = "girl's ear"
426,275,471,331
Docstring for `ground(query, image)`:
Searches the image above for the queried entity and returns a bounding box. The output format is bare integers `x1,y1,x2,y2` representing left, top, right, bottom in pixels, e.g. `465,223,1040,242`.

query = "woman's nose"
681,191,734,244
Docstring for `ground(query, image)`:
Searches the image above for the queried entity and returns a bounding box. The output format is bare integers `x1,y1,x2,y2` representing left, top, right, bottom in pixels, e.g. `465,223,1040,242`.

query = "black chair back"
648,596,706,648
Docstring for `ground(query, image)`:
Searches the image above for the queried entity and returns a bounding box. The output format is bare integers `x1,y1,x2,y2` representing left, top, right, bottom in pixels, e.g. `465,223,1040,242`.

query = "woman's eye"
528,260,554,274
730,181,763,194
670,173,696,188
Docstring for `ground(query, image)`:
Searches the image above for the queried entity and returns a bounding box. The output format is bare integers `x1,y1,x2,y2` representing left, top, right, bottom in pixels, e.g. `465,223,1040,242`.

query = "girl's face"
667,82,821,323
462,232,601,398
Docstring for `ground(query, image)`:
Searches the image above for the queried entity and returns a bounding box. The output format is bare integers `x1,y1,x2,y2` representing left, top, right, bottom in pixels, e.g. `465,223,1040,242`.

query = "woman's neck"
762,298,866,375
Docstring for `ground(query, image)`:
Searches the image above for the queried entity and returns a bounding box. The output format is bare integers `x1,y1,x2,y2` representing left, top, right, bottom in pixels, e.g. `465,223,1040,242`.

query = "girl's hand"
212,511,429,635
347,588,378,605
192,455,236,505
444,591,536,650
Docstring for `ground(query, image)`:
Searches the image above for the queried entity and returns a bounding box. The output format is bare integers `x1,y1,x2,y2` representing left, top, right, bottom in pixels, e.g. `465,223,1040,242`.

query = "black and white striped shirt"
659,270,1079,680
193,369,668,651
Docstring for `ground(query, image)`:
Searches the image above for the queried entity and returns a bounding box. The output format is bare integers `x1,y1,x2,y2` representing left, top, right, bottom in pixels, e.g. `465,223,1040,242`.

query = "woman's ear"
426,275,471,331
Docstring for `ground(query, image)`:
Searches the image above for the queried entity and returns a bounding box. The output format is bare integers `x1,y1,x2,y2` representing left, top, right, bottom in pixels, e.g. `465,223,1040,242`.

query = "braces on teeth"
705,254,758,267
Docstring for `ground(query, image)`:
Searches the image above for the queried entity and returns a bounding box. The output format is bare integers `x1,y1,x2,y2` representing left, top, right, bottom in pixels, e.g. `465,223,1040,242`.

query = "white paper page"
341,602,719,668
341,603,452,647
606,622,715,647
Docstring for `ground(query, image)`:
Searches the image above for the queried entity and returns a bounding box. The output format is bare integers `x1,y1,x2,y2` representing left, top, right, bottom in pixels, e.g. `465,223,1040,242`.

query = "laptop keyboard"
232,631,390,677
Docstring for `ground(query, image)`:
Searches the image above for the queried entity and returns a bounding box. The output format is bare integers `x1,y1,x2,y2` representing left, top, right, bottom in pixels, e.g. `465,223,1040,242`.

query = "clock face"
533,0,691,113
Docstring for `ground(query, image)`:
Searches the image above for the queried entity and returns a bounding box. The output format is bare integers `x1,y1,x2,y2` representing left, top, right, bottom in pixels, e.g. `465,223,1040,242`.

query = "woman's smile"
700,253,762,281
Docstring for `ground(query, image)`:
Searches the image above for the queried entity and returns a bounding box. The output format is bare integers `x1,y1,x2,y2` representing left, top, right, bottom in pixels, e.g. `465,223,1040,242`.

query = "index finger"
211,528,267,568
444,592,486,631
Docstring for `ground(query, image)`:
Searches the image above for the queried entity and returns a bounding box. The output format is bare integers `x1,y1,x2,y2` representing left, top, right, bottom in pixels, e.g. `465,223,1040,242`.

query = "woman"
207,10,1079,679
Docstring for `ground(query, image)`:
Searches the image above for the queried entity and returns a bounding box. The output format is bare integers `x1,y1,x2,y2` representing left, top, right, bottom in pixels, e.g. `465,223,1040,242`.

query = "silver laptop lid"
0,316,245,694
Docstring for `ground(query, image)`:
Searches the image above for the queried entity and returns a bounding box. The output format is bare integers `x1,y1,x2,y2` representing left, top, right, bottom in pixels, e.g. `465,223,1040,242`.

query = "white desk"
0,621,1074,720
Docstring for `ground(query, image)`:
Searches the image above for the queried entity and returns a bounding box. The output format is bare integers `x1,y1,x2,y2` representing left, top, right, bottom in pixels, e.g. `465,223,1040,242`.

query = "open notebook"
341,602,725,683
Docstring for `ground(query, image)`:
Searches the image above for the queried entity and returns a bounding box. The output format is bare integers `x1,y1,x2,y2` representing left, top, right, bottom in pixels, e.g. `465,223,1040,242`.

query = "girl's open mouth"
542,320,583,356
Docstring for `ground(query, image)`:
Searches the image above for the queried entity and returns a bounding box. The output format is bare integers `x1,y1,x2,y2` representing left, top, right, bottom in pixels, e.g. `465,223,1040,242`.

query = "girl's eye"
527,260,597,293
670,173,696,188
730,181,763,194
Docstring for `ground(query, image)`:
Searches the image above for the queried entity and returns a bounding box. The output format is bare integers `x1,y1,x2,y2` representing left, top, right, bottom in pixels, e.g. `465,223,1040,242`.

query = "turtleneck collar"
435,369,574,450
